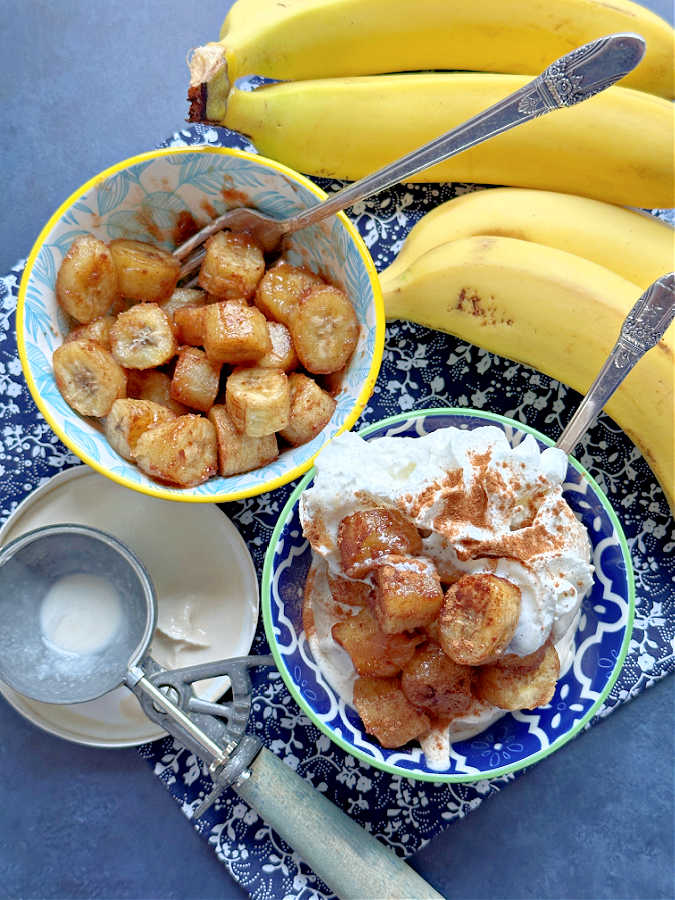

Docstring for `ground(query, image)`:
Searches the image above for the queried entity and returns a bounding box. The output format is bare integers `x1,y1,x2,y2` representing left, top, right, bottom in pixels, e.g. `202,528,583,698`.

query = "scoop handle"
236,746,442,900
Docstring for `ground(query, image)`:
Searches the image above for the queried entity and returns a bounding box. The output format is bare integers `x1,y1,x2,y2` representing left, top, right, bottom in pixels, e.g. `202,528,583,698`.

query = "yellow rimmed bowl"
18,146,384,503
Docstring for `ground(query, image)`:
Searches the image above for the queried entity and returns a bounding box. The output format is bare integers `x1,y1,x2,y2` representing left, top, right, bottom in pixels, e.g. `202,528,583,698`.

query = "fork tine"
178,247,206,280
172,211,236,261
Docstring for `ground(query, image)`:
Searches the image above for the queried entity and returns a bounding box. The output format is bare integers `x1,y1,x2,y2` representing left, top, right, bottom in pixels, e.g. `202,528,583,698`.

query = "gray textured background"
1,2,673,899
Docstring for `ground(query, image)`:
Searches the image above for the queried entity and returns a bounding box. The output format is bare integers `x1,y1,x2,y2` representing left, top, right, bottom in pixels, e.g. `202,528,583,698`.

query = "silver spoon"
174,32,645,273
557,273,675,454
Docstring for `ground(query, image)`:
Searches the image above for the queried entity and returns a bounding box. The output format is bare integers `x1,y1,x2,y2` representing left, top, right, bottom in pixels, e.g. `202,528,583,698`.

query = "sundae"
300,425,594,769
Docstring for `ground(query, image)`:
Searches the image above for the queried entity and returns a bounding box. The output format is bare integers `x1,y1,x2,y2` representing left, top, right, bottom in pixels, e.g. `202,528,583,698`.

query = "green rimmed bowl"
262,408,634,782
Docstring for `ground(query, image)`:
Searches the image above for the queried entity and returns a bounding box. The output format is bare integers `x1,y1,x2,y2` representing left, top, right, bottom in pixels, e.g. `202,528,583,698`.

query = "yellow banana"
218,74,674,209
385,188,675,290
188,0,675,107
380,236,674,511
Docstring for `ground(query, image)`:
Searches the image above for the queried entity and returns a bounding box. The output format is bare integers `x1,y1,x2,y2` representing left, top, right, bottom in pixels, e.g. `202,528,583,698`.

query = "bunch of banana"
384,188,675,290
215,75,673,208
379,235,674,511
187,0,674,206
189,0,674,100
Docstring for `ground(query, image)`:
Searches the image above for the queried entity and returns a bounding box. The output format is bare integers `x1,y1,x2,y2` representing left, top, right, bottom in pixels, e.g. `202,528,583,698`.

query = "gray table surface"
1,2,673,899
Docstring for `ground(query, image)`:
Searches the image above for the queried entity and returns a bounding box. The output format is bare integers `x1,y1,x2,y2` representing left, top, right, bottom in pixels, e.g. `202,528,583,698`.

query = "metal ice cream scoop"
0,524,441,900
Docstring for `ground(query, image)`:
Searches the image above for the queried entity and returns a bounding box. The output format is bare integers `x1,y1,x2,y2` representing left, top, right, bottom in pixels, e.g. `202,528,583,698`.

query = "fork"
173,32,645,277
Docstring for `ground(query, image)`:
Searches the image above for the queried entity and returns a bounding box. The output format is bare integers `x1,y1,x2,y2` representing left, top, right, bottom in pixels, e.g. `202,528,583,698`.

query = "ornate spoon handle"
556,273,675,455
285,32,646,235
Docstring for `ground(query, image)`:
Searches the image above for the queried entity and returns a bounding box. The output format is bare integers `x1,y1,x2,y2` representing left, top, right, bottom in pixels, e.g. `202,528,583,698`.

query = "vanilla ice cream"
300,426,594,769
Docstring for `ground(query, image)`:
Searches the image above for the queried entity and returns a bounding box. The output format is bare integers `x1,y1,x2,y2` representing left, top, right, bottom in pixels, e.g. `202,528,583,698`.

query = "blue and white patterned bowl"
262,408,634,782
17,147,384,502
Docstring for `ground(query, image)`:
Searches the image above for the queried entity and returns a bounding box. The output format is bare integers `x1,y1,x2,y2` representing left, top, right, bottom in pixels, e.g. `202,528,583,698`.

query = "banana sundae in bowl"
262,409,633,782
300,424,593,767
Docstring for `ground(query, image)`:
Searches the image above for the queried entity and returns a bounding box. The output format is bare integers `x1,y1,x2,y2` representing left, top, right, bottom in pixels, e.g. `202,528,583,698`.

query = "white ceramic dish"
0,467,259,747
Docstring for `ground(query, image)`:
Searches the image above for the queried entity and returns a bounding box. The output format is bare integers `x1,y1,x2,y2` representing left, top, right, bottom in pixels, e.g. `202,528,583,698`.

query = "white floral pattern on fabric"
1,125,672,900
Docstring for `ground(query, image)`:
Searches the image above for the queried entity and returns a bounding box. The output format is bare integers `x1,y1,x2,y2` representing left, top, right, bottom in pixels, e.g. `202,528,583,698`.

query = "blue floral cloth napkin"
1,124,672,900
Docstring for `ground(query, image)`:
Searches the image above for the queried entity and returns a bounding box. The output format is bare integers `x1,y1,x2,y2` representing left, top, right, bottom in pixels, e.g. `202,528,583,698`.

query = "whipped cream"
300,426,594,767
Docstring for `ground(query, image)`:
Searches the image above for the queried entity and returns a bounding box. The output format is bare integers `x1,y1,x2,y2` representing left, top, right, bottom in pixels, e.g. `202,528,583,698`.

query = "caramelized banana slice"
109,239,180,302
327,573,372,607
338,508,422,578
332,607,424,677
160,288,207,322
134,415,217,487
208,405,278,476
225,366,290,437
278,373,336,446
126,369,189,415
254,261,323,324
173,306,205,346
476,642,560,710
258,322,299,371
439,573,521,666
104,399,175,461
53,339,126,417
352,676,430,749
109,304,177,369
171,346,221,413
289,284,359,374
203,300,271,365
198,231,265,300
64,315,115,351
372,556,444,634
401,643,474,719
56,235,119,323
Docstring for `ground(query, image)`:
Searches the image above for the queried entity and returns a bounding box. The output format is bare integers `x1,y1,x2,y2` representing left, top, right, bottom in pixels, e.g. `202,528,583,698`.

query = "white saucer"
0,467,259,748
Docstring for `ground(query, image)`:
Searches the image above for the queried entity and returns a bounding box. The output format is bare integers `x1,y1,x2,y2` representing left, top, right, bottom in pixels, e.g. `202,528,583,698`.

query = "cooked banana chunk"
278,373,336,446
254,260,322,323
289,284,359,374
439,573,521,667
126,369,189,415
208,404,279,476
372,556,444,634
337,508,423,578
109,304,177,369
332,607,423,677
327,573,372,607
56,235,119,324
108,239,180,302
203,300,271,365
170,346,221,413
53,339,126,417
401,642,474,719
225,366,290,436
134,415,217,487
198,231,265,300
258,322,299,371
476,642,560,710
173,306,206,346
160,287,208,323
104,399,175,461
64,315,115,351
352,676,430,749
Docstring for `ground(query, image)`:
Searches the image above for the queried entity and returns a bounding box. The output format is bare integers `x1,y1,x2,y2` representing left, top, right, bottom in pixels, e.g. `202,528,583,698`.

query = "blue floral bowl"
262,408,634,782
17,147,384,503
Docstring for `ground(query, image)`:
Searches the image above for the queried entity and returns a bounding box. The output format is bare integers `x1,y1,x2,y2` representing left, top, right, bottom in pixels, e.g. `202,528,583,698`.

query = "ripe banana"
385,188,675,291
218,74,674,208
380,236,674,511
188,0,675,110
